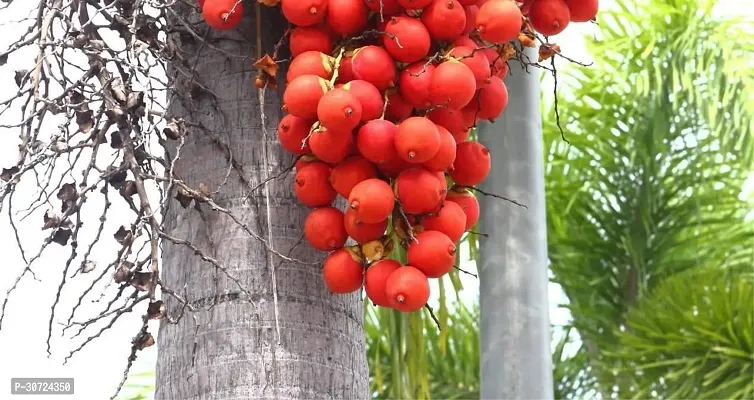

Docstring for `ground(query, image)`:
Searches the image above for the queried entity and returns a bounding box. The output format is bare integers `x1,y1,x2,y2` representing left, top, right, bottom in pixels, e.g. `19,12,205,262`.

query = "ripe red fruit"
396,167,445,214
344,209,388,243
309,126,353,164
385,266,430,312
377,154,412,178
479,46,508,78
399,62,435,108
198,0,205,8
330,156,378,198
564,0,598,22
202,0,244,30
450,141,491,186
294,162,337,207
342,80,384,121
395,117,441,163
365,0,404,15
295,155,318,171
304,207,348,251
446,188,479,230
462,5,479,34
423,125,457,172
385,92,414,122
365,259,401,307
286,51,335,82
322,248,363,293
351,46,396,91
336,56,356,83
281,0,327,27
317,88,363,133
383,16,431,63
448,46,491,87
289,26,333,57
452,128,471,143
277,114,314,155
521,0,535,14
407,230,457,278
429,60,477,109
356,120,400,164
283,75,330,120
427,107,466,135
476,0,522,43
397,0,433,9
435,170,449,194
326,0,369,36
476,75,509,121
454,34,478,48
529,0,570,36
421,201,466,242
348,178,395,223
421,0,467,42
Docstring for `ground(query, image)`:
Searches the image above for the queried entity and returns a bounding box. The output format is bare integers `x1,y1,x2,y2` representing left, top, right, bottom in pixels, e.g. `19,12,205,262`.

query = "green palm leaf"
544,0,754,397
608,267,754,399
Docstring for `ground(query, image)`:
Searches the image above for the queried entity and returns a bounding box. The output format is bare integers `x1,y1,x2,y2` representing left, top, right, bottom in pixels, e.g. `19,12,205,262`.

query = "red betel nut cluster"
198,0,599,312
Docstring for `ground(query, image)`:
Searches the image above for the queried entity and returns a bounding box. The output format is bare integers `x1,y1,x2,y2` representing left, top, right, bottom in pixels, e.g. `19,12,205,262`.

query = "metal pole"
477,46,554,400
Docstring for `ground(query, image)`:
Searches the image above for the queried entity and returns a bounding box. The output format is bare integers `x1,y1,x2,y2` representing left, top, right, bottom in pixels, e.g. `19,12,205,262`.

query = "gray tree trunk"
155,6,368,399
477,47,554,400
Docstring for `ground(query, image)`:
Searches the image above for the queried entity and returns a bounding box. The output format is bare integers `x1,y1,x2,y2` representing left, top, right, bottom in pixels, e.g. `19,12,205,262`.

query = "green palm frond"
592,0,754,164
552,327,599,400
544,0,754,396
367,302,479,400
609,267,754,399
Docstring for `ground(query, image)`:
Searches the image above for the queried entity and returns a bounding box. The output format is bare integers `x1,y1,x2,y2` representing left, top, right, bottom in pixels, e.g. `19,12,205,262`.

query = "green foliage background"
119,0,754,398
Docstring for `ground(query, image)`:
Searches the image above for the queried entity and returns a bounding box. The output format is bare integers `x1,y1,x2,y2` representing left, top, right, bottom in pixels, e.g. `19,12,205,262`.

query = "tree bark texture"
155,6,369,399
477,48,554,400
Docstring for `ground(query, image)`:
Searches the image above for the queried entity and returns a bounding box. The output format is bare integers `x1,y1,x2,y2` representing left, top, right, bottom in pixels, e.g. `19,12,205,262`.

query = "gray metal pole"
477,46,554,400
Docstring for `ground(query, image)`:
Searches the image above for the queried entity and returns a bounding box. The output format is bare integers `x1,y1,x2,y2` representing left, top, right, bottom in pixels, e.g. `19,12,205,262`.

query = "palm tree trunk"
155,6,368,399
477,47,553,400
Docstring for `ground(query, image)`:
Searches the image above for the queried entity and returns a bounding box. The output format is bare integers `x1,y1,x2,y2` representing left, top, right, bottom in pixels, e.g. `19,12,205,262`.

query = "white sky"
0,1,749,399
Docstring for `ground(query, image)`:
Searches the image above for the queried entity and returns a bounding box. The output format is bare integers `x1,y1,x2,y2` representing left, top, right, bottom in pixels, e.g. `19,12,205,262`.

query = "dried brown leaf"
70,91,86,108
538,43,560,62
14,70,28,87
113,261,134,283
267,74,278,89
114,226,134,246
126,91,144,111
258,0,280,6
135,331,155,350
120,180,137,197
254,54,279,77
501,43,517,60
147,301,165,320
57,183,78,203
105,166,128,189
517,33,536,48
76,110,94,133
360,236,392,264
80,260,96,274
163,118,186,140
130,272,153,292
52,228,72,246
43,209,60,230
110,131,123,149
133,144,149,165
0,166,20,182
175,188,193,208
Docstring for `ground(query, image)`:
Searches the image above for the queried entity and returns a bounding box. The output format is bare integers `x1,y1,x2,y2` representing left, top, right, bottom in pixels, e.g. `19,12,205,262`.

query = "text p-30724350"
10,378,74,395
